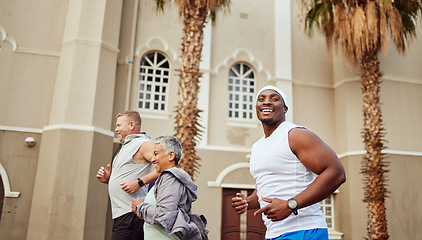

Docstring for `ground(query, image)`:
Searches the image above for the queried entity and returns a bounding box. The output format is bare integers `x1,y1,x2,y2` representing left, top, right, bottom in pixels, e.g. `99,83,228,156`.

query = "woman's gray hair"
154,135,182,165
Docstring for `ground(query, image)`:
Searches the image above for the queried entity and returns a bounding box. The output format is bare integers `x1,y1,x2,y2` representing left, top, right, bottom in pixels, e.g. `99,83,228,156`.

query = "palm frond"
379,5,390,54
334,4,352,56
351,6,366,57
388,7,405,52
210,0,231,23
365,1,378,51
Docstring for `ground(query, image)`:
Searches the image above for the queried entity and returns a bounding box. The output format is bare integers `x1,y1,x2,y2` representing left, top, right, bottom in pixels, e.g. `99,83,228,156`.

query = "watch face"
288,199,298,209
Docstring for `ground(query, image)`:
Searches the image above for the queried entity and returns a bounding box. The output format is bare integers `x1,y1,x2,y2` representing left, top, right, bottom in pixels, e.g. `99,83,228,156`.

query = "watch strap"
137,178,144,187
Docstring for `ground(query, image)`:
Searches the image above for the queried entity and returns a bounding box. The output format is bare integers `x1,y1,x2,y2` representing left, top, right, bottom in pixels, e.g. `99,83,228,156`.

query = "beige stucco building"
1,0,421,239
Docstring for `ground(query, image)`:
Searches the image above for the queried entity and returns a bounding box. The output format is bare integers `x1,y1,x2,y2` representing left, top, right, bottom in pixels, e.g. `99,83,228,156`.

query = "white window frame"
226,62,258,128
137,51,170,116
320,191,344,239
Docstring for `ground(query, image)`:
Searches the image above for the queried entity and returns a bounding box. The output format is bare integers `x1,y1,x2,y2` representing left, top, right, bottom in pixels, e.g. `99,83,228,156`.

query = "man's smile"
260,108,274,114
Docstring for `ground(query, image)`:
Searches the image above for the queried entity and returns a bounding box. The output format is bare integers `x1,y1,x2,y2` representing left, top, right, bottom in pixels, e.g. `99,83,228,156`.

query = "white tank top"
250,121,327,238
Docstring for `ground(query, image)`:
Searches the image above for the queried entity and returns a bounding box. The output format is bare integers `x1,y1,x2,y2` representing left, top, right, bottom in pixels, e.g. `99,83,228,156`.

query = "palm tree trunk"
360,47,389,240
174,5,207,180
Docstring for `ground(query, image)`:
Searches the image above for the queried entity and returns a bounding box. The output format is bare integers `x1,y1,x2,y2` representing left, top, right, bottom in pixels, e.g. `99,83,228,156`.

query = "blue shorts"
265,228,328,240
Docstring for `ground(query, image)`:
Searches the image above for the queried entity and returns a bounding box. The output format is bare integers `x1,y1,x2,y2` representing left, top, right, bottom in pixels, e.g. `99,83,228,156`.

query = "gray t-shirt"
109,133,152,219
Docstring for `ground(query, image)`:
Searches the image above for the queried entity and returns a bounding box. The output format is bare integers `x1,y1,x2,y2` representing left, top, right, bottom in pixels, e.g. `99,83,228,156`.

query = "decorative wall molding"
207,162,252,188
0,26,5,40
197,144,251,153
135,37,178,62
0,125,43,133
294,75,422,90
61,38,120,54
138,111,171,120
1,26,60,57
213,49,272,81
0,26,17,51
337,149,422,159
14,47,60,57
293,79,334,89
43,124,114,137
226,119,259,129
334,75,422,89
0,125,114,137
0,162,20,198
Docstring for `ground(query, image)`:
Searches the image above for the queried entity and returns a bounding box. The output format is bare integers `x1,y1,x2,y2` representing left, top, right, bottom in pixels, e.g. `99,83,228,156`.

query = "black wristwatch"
287,198,298,215
137,178,144,187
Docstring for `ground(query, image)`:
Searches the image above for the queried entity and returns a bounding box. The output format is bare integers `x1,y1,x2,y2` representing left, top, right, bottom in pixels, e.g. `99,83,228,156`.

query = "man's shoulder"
126,134,152,145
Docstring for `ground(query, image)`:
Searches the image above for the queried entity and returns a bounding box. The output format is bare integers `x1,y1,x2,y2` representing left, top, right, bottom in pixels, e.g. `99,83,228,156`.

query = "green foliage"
394,0,422,41
304,0,333,36
152,0,171,13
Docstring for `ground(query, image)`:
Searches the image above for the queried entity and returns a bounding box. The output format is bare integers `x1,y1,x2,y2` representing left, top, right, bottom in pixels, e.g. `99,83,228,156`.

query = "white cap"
256,85,288,107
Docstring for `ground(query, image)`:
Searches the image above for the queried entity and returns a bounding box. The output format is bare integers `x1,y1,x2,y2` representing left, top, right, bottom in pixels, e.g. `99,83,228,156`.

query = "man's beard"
259,117,274,124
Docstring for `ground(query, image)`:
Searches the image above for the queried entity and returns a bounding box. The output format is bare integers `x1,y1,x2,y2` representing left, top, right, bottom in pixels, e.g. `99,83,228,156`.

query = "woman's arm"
137,173,183,224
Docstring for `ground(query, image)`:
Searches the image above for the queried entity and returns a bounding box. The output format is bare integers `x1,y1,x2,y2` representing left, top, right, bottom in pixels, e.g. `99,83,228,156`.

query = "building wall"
0,0,421,239
0,131,41,240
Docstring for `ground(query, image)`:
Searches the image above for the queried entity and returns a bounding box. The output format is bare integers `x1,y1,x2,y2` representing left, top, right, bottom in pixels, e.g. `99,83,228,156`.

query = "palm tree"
153,0,230,180
300,0,422,239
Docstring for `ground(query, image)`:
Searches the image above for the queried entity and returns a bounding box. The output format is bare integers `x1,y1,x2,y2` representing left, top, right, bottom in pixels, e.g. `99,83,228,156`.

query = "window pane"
227,62,256,120
138,52,170,111
162,61,169,68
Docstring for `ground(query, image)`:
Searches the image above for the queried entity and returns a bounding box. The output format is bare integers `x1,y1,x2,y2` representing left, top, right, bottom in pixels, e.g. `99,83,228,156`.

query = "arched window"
138,52,170,111
228,63,255,120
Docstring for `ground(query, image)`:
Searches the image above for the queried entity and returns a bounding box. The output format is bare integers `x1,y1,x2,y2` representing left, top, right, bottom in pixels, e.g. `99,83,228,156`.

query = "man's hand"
96,164,111,184
132,198,143,216
254,197,292,221
120,180,141,194
232,193,248,214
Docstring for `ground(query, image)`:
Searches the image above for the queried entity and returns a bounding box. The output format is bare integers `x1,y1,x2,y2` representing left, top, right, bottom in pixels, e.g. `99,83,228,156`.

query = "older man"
97,110,159,240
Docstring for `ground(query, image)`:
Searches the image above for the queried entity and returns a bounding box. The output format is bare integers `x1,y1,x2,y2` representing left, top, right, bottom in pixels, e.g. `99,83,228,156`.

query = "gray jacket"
137,167,208,240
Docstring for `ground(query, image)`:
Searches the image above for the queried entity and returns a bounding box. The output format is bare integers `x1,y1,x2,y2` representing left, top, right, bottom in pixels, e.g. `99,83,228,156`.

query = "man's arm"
231,189,260,214
120,169,160,194
289,128,346,208
133,140,154,164
254,128,346,221
96,164,111,184
121,140,160,194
